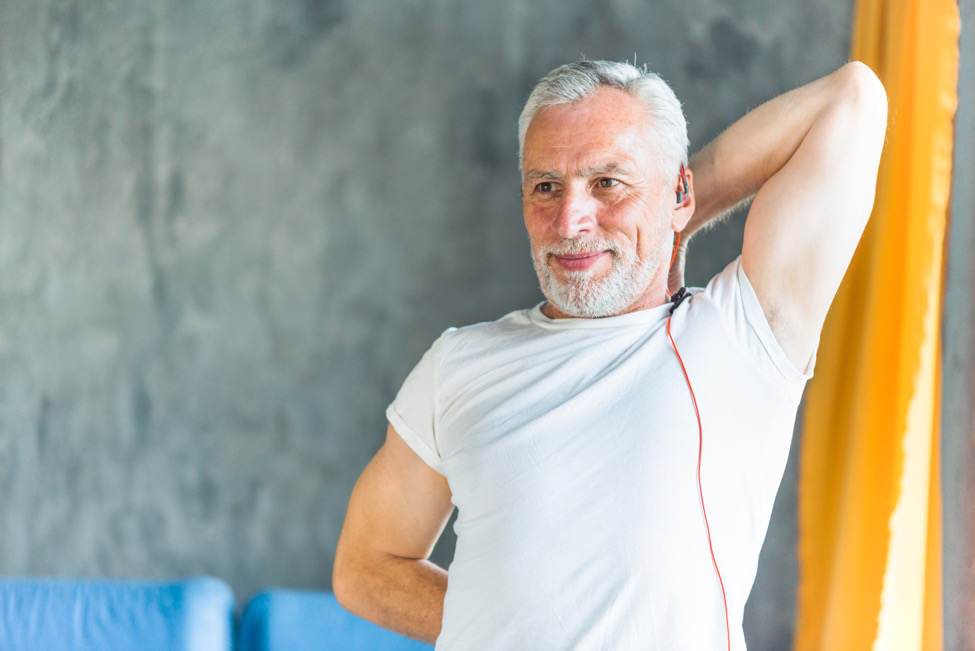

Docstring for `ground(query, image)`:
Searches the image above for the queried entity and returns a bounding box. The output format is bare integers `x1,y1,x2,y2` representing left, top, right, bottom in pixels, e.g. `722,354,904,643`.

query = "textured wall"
943,0,975,646
0,0,852,646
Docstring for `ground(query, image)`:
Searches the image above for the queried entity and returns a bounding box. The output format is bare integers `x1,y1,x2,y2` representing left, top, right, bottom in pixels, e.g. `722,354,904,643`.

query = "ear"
672,166,695,232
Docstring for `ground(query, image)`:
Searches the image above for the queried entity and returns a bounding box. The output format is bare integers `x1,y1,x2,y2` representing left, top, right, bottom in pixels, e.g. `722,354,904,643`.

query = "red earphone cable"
666,231,731,651
664,230,681,300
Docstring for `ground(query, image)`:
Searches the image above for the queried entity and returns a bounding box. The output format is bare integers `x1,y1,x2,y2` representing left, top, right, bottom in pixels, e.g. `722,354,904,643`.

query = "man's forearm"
336,555,447,645
684,63,858,244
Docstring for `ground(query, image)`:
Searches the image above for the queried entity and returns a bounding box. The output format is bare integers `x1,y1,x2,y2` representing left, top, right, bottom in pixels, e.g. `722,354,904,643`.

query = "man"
333,59,887,649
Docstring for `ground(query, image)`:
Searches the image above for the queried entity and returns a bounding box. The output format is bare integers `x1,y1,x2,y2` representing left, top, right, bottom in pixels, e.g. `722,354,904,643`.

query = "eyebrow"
523,169,559,181
523,162,634,181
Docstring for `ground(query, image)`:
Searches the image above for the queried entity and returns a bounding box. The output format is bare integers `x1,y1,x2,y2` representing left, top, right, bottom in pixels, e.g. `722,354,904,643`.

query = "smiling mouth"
551,250,608,271
554,251,604,260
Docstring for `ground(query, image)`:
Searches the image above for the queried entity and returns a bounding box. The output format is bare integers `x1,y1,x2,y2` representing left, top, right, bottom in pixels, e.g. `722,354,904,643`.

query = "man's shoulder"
436,304,537,351
414,305,538,391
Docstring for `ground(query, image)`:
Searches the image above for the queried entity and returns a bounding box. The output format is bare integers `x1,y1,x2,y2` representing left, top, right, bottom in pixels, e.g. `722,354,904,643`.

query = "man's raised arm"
679,61,888,372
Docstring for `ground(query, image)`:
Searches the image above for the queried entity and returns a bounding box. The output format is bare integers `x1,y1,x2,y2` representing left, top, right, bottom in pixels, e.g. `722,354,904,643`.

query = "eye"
535,181,554,193
597,177,620,188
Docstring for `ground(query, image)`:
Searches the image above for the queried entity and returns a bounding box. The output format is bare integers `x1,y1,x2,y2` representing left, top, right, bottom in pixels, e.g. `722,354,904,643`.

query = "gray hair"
517,59,689,178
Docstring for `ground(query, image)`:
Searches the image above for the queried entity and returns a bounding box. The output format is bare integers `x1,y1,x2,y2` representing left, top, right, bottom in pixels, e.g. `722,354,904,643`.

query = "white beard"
532,235,663,318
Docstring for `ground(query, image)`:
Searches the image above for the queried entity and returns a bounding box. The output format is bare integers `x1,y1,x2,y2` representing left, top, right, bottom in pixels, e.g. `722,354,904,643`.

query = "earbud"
676,163,689,204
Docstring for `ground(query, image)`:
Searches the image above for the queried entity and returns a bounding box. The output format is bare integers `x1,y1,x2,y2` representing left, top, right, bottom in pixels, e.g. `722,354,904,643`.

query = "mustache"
536,238,622,258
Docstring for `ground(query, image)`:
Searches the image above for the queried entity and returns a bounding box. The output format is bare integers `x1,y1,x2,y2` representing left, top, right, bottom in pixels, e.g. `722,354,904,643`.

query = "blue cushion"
0,576,234,651
238,589,434,651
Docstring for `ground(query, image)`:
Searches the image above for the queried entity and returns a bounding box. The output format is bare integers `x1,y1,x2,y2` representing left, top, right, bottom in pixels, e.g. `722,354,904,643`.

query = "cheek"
523,203,550,233
523,212,552,254
595,201,646,243
525,202,582,244
606,208,668,260
639,220,673,263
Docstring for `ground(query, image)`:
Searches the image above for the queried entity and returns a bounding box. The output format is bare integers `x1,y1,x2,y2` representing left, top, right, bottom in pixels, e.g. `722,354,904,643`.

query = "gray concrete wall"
943,0,975,646
0,0,853,646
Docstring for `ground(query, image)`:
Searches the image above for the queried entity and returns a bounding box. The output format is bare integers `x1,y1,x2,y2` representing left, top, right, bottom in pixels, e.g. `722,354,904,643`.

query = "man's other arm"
332,422,455,645
684,62,888,372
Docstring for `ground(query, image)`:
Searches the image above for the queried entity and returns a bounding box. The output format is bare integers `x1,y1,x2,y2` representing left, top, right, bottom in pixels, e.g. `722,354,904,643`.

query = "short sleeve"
697,254,818,394
385,329,455,475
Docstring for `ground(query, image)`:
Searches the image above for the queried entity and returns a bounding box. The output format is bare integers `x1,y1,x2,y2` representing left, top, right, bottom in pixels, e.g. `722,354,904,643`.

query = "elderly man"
333,59,887,649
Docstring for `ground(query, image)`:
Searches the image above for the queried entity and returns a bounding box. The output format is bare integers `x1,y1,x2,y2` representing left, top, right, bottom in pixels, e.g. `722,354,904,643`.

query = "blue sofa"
0,578,433,650
238,589,433,651
0,576,234,651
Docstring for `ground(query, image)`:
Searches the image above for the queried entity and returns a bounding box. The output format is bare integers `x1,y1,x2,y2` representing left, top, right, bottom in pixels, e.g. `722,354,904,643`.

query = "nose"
553,185,598,239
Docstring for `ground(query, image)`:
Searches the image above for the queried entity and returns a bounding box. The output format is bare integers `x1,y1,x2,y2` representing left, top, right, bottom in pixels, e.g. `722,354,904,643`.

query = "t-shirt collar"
527,299,676,330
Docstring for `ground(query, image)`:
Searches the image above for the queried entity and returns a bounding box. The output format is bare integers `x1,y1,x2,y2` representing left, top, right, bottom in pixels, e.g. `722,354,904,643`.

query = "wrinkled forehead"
521,90,660,179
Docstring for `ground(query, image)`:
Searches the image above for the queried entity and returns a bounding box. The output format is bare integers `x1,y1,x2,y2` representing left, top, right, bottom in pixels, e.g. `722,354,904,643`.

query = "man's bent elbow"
332,548,365,611
332,559,351,608
838,60,889,123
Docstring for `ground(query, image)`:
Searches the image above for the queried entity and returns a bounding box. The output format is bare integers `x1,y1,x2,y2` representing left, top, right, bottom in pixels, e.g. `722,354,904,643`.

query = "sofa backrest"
238,589,433,651
0,576,234,651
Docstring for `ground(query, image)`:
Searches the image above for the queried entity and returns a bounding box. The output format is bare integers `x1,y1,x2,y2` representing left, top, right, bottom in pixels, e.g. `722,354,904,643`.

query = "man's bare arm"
332,423,455,645
678,62,887,371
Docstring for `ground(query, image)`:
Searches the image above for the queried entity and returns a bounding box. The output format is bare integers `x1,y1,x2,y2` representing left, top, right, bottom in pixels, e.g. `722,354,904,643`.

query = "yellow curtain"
794,1,959,650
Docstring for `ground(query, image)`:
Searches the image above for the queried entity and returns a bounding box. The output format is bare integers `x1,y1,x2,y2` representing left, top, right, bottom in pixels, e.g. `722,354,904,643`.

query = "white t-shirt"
386,254,817,650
